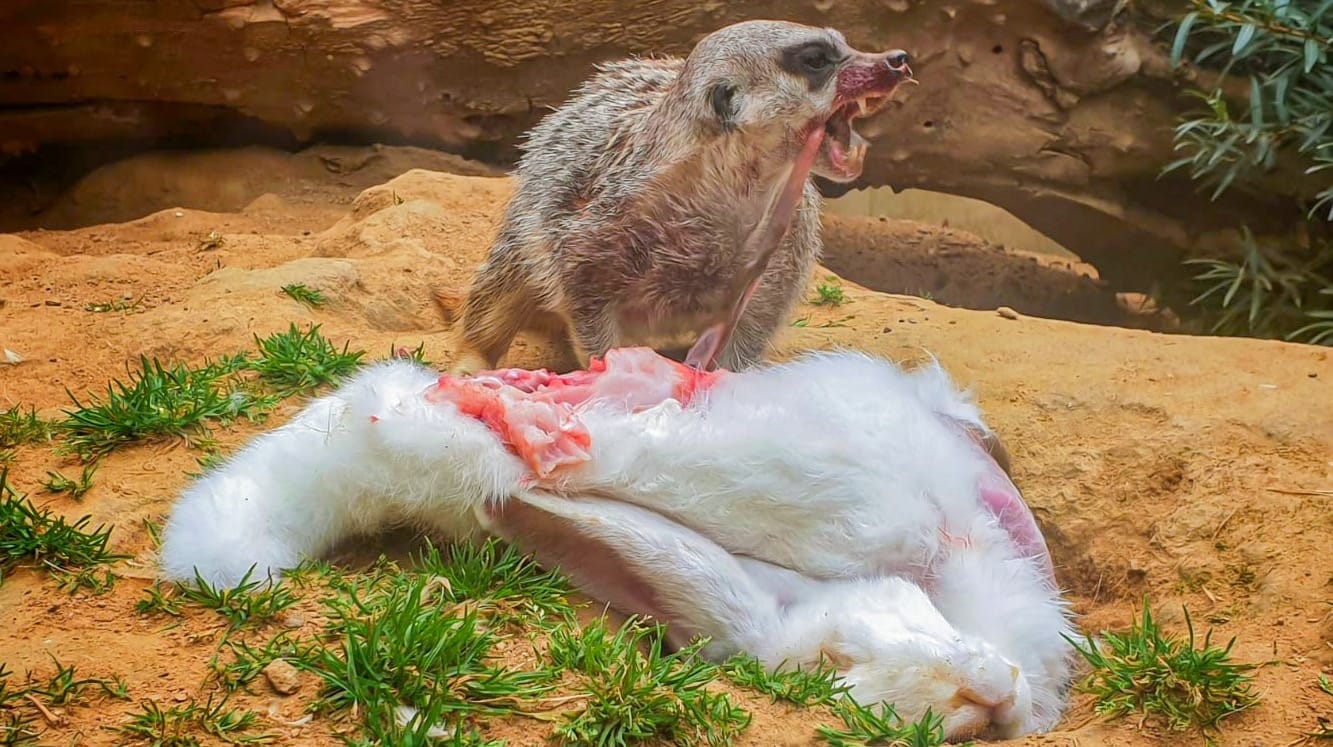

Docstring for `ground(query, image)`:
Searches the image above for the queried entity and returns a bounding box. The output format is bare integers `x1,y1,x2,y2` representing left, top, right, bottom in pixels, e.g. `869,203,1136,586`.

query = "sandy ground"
0,145,1330,746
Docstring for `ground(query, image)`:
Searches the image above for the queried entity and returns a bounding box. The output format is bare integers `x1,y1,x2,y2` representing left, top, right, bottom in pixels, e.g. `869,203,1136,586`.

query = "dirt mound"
0,151,1330,746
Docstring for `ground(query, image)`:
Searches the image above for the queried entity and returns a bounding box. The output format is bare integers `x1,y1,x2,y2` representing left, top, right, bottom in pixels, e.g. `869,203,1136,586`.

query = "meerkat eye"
780,40,844,88
798,46,835,73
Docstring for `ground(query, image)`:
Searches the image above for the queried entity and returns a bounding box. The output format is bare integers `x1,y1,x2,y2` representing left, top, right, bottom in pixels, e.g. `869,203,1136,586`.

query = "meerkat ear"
708,83,740,133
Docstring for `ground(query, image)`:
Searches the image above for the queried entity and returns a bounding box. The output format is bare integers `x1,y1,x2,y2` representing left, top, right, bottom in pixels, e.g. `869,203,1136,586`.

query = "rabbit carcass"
160,346,1076,741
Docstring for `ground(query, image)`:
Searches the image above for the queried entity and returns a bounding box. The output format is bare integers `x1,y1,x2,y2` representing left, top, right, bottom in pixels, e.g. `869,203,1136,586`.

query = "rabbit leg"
159,360,522,588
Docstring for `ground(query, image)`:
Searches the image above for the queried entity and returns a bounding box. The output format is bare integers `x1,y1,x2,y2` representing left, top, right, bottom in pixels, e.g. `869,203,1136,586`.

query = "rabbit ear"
479,490,781,655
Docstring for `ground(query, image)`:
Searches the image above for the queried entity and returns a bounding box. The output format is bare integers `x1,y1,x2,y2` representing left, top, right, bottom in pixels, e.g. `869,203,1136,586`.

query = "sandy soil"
0,145,1330,746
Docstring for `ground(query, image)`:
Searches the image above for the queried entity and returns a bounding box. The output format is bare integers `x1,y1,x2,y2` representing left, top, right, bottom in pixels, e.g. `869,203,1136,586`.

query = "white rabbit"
158,347,1075,742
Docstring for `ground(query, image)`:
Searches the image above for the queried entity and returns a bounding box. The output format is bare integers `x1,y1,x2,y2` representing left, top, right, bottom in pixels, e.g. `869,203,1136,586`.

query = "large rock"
0,0,1310,288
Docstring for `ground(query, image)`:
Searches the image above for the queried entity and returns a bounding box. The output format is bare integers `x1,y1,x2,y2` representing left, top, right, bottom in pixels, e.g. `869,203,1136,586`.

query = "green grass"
298,568,556,744
811,277,847,307
410,538,576,627
0,468,125,586
722,653,850,707
41,462,98,501
280,283,326,308
174,566,297,631
546,617,751,746
815,698,945,747
135,581,185,618
208,633,305,694
248,323,364,395
53,325,366,460
1311,674,1333,739
57,353,273,460
120,692,271,746
1068,600,1259,733
0,406,51,450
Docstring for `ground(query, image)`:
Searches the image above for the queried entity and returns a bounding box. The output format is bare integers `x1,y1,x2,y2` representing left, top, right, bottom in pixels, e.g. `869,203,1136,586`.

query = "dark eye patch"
779,39,843,91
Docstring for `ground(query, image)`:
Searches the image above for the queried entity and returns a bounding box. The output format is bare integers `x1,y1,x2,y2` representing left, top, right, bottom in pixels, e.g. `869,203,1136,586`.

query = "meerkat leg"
565,301,623,368
451,258,544,375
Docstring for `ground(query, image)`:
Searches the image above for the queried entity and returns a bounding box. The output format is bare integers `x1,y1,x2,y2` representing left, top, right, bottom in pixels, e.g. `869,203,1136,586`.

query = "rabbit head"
807,576,1035,740
480,488,1037,742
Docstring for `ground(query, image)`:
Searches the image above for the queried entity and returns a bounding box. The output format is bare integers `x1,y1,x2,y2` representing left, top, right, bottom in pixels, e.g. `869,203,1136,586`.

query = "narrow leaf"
1249,76,1264,127
1172,12,1199,66
1233,24,1257,58
1305,38,1321,73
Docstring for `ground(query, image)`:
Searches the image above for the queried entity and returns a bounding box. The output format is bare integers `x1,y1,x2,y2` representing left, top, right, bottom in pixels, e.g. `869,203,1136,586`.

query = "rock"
997,306,1019,320
262,659,301,695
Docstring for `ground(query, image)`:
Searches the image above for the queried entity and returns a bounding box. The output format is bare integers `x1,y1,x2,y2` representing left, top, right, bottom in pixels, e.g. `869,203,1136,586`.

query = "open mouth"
821,93,894,178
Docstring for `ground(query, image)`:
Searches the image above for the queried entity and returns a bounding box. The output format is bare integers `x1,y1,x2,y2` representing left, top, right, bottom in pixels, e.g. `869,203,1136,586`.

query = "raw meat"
425,347,726,477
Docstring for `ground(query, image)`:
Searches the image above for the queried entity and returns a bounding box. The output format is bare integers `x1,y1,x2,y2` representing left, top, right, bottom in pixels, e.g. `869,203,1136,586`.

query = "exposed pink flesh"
684,124,828,372
959,427,1057,587
427,347,726,477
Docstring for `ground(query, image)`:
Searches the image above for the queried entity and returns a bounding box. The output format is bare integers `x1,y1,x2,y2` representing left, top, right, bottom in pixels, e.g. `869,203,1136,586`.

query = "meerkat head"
676,20,913,184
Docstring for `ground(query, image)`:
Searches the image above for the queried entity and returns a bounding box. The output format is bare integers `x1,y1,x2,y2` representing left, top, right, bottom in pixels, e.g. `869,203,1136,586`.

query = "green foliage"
1166,0,1333,344
0,468,125,585
41,462,98,501
57,353,271,460
1068,600,1259,733
299,570,554,744
722,653,850,707
280,283,326,308
546,617,751,746
175,566,298,630
1311,674,1333,738
247,323,364,395
0,406,51,450
1184,228,1333,342
815,698,945,747
812,277,847,306
120,693,271,746
53,325,365,460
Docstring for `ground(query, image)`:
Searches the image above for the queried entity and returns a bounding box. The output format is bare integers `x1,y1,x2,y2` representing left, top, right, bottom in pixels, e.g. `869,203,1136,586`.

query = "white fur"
158,349,1075,741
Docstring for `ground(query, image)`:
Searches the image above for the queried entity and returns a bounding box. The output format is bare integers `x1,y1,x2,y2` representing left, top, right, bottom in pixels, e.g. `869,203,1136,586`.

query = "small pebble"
997,306,1019,320
44,299,61,307
263,659,302,695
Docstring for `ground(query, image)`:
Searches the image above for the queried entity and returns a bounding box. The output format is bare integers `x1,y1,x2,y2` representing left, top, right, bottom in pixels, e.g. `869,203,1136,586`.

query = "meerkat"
449,20,913,374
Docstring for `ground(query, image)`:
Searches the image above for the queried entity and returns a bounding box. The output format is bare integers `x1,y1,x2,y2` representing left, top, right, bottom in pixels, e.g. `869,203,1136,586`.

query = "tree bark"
0,0,1305,289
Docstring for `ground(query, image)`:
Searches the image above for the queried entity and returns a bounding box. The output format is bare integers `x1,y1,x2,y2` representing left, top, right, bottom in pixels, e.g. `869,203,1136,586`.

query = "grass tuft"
120,692,271,746
1310,674,1333,739
248,323,364,395
280,283,326,308
300,569,554,744
57,354,272,460
41,463,98,501
0,468,125,585
176,566,297,630
722,653,850,707
811,277,847,307
411,538,576,627
815,698,945,747
0,406,51,450
546,616,751,746
1068,599,1259,733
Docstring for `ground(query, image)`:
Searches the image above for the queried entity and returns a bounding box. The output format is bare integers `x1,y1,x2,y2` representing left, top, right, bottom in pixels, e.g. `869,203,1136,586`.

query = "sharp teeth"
857,97,869,116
